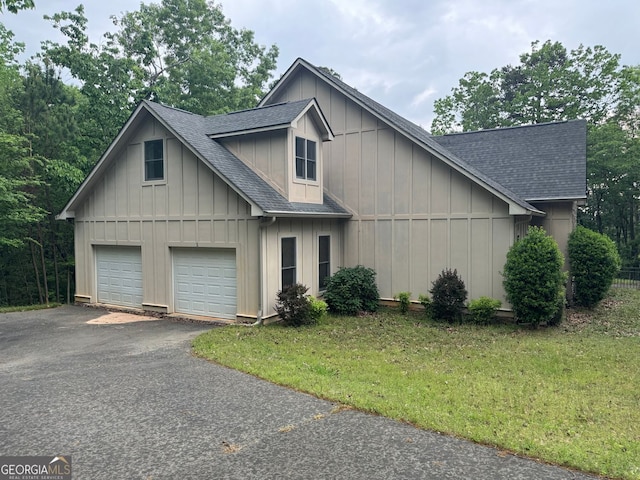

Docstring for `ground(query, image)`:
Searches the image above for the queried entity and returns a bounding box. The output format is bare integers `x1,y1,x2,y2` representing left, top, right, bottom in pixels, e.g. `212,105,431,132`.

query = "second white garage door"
173,248,237,319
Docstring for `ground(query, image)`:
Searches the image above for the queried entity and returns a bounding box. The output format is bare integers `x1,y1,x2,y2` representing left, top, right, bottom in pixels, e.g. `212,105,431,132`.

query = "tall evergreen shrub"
568,226,621,308
502,226,566,326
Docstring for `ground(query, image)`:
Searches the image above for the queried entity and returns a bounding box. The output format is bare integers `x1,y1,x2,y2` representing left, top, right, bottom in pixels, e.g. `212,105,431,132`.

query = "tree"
431,40,621,134
0,24,45,249
0,0,34,13
42,1,279,156
432,71,502,134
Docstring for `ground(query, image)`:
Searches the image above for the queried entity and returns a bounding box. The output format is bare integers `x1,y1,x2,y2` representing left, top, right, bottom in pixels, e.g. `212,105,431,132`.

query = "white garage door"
96,246,143,307
173,248,237,319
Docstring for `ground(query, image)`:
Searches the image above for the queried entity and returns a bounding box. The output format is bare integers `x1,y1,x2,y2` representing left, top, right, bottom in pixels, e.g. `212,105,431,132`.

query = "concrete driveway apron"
0,305,600,479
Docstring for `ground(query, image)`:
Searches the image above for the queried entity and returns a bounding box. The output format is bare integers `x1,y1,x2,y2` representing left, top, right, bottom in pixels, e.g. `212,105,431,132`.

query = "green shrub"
568,226,621,308
395,292,411,315
468,296,502,325
502,226,566,326
429,269,468,322
308,296,328,323
275,283,313,327
418,294,432,318
324,265,379,315
547,287,566,326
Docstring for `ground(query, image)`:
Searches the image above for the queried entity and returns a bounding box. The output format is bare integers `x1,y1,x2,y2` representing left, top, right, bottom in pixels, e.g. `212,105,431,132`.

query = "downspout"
515,215,533,242
252,216,277,326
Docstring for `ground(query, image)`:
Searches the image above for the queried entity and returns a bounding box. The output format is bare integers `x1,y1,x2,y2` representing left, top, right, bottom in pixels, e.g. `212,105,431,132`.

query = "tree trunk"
38,227,49,306
29,240,43,304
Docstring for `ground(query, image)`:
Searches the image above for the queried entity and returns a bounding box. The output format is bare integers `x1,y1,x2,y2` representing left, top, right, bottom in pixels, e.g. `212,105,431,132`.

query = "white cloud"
327,0,406,37
411,87,437,108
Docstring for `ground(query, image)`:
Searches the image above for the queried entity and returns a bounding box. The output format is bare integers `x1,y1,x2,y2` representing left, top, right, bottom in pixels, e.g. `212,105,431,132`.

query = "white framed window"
295,136,317,181
318,235,330,290
281,237,297,288
144,139,164,181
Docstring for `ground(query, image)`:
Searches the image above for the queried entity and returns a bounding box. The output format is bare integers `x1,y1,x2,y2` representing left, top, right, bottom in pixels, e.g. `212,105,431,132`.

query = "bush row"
275,226,621,327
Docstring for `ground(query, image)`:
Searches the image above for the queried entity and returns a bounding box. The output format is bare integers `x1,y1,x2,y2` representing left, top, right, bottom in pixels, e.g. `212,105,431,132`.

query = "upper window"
281,237,297,288
318,235,330,290
295,136,316,181
144,139,164,181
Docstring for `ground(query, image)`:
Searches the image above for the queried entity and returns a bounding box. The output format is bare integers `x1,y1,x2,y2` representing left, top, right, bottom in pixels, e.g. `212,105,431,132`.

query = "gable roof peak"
262,57,544,216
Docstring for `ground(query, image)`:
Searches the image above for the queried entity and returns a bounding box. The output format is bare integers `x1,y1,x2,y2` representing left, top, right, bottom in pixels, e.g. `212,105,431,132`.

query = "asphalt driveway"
0,305,599,479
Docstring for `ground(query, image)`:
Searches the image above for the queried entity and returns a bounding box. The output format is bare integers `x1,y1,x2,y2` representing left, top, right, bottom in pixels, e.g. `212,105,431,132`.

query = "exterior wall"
289,113,324,204
260,218,343,318
221,131,288,197
268,70,515,303
531,201,577,271
221,110,325,204
73,113,261,319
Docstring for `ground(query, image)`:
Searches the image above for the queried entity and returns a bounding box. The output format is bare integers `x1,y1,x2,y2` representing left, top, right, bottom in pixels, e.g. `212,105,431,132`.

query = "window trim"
144,138,165,182
318,234,331,291
281,236,297,289
294,136,317,182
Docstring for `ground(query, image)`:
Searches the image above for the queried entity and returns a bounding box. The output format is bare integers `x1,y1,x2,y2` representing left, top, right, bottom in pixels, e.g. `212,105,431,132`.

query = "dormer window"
295,136,316,181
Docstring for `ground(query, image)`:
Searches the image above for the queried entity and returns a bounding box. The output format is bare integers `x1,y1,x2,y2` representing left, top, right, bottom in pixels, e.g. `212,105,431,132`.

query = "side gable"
260,58,544,216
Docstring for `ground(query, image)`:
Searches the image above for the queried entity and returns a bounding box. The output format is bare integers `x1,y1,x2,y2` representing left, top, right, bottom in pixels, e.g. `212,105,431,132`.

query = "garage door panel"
173,249,237,319
96,247,143,308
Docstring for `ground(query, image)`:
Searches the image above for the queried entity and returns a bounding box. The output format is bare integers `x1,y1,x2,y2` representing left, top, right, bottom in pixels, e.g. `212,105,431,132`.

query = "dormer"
209,98,333,205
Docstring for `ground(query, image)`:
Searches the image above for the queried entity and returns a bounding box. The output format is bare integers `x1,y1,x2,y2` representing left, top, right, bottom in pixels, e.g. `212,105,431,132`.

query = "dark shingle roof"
206,99,312,136
276,59,543,214
142,100,350,217
433,120,587,201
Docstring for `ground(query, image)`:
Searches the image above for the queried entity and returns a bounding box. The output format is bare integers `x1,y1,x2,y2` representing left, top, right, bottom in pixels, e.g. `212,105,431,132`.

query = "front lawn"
193,288,640,480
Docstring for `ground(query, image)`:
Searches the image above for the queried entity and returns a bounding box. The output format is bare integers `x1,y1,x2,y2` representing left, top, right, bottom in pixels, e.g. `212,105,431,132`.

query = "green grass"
0,303,61,313
193,288,640,480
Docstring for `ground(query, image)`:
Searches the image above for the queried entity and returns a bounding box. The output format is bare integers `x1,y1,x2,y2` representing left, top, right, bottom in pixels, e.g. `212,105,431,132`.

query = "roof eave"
209,123,289,139
527,196,587,203
262,211,352,219
292,98,334,141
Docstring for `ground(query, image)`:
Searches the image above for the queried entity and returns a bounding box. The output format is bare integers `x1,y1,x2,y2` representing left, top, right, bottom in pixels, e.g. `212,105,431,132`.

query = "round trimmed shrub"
568,226,621,308
429,269,468,322
324,265,379,315
468,296,502,325
502,226,566,326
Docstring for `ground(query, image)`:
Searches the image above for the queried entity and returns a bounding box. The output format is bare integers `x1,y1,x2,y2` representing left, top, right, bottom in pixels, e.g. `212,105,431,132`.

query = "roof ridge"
144,99,200,117
223,98,313,117
436,119,585,137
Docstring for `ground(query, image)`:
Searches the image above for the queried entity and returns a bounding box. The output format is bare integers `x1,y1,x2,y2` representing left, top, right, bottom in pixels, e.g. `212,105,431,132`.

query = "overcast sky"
2,0,639,129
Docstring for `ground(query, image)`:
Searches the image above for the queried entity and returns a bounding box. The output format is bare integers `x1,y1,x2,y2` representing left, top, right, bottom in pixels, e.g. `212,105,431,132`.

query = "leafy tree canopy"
41,0,279,156
0,0,34,13
431,40,621,134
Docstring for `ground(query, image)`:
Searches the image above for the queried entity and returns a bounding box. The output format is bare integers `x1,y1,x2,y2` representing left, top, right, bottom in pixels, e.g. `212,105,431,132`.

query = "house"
57,58,586,322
